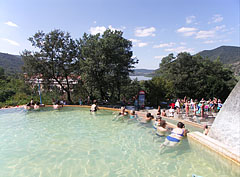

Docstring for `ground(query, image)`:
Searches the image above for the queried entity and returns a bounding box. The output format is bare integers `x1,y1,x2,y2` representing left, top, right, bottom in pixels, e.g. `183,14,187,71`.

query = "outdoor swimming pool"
0,107,239,177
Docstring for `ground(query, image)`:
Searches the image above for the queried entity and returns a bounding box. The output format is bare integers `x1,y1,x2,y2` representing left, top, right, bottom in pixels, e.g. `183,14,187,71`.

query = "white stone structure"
208,81,240,156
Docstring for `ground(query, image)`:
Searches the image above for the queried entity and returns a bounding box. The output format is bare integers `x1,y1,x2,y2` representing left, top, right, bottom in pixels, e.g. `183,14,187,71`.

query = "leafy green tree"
21,29,79,103
156,52,236,100
120,78,142,103
0,67,5,80
142,76,174,107
77,29,138,101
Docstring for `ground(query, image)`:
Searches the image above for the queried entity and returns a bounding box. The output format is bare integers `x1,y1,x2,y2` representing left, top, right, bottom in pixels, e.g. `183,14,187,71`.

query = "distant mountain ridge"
0,52,23,74
197,46,240,64
130,69,155,76
0,45,239,76
197,46,240,76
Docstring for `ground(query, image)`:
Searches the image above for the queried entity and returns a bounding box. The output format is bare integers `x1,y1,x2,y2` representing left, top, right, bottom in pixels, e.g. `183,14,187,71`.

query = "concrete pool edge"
188,131,240,165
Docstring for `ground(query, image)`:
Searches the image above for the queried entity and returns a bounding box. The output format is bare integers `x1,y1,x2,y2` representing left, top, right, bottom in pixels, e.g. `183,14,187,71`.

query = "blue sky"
0,0,239,69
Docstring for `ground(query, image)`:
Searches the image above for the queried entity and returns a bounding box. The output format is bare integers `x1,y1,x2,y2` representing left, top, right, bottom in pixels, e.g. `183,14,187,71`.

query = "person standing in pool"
156,120,168,137
139,113,153,123
90,100,98,112
30,98,34,106
34,102,40,110
153,117,161,130
129,110,138,119
161,122,188,147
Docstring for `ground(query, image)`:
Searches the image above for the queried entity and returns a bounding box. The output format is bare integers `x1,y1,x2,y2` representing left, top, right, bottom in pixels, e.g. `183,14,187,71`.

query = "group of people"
172,97,223,118
147,109,188,146
24,98,210,146
52,100,64,109
113,106,189,147
24,98,41,110
24,98,65,110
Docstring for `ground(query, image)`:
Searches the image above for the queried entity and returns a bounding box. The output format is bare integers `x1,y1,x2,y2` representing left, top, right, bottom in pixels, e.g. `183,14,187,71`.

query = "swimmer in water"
156,120,168,137
113,106,128,121
161,122,188,147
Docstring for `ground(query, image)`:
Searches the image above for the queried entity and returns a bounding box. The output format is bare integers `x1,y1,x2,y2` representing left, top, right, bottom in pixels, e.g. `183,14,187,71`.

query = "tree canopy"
155,52,237,101
77,29,138,101
22,29,79,103
21,29,138,103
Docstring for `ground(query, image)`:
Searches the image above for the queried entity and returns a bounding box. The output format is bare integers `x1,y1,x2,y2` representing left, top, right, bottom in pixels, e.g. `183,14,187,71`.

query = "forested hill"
0,52,155,76
198,46,240,64
1,46,239,76
0,52,23,74
197,46,240,76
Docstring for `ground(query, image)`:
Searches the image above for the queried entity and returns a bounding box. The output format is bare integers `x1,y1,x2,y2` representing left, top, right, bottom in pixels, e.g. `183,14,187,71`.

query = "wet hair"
160,120,166,127
177,122,185,128
36,102,40,105
130,110,135,115
204,125,208,129
26,103,31,106
146,113,152,117
157,112,160,115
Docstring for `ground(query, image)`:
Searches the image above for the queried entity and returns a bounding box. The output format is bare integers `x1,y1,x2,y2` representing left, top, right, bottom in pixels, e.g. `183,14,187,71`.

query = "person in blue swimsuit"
129,110,138,119
162,122,188,146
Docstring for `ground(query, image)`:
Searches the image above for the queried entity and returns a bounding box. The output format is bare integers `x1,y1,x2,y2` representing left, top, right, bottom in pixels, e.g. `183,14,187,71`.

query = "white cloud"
203,40,215,44
137,42,148,47
153,42,175,48
129,39,147,47
195,30,215,39
134,27,156,37
2,38,20,46
89,26,106,35
203,39,230,44
129,38,140,43
186,16,196,24
93,21,97,24
4,21,18,27
177,27,198,36
165,46,194,53
154,55,165,59
89,25,125,35
209,14,223,23
180,42,187,45
214,25,226,31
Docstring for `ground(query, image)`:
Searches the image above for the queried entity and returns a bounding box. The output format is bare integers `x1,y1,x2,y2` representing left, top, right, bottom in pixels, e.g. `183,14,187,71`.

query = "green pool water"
0,107,239,177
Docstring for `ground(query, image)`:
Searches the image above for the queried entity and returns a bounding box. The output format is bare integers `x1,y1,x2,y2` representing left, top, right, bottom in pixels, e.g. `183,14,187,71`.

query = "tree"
77,29,138,101
22,29,79,103
142,76,174,107
0,67,5,80
156,52,236,100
